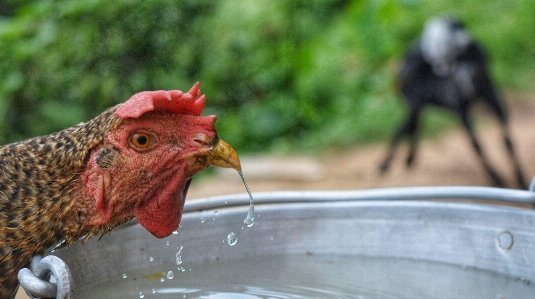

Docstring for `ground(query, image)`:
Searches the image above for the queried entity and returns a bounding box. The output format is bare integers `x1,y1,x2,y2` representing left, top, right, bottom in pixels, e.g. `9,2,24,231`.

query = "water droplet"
172,230,179,235
200,217,206,223
149,257,154,262
160,277,165,283
244,214,254,227
152,288,156,294
139,292,145,298
167,271,174,279
224,201,228,205
227,232,238,246
179,223,182,228
166,241,170,246
214,210,218,214
122,273,128,279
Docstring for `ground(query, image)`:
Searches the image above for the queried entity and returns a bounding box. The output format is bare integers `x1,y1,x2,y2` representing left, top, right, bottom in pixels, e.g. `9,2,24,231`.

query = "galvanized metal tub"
51,187,535,298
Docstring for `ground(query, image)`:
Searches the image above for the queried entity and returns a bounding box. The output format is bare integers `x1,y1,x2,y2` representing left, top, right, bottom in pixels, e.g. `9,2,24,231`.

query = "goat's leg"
483,88,528,189
500,126,527,189
460,112,506,187
380,108,420,173
406,126,419,168
379,130,402,173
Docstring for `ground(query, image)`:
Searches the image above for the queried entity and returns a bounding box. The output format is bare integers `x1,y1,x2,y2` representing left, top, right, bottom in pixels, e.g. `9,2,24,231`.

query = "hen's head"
80,83,239,238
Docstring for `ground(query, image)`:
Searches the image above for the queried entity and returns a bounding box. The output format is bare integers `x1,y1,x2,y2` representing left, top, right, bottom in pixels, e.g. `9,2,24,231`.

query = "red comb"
115,82,206,119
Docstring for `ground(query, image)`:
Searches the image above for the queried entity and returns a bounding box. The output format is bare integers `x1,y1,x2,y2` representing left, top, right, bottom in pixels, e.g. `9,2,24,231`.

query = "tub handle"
18,255,73,299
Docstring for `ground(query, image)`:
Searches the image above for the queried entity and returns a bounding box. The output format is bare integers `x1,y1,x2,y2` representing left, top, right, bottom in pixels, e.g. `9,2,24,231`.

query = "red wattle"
134,176,191,238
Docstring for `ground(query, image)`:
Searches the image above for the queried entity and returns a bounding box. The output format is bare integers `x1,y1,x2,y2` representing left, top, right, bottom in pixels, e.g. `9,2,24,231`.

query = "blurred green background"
1,0,534,153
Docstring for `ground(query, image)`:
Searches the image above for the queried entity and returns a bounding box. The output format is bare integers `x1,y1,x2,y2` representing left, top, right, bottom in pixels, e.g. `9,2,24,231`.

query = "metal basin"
52,187,535,298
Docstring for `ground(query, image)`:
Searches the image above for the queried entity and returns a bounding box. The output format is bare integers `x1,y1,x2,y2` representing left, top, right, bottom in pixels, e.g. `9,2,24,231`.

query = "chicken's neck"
0,107,123,299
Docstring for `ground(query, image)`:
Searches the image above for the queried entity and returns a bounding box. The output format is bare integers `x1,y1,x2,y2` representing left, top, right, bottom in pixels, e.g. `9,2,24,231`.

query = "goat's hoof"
405,157,415,168
379,164,389,174
490,175,506,188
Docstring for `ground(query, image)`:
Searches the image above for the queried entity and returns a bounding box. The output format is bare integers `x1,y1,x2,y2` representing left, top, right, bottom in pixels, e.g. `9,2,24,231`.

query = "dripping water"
227,232,238,246
238,171,254,227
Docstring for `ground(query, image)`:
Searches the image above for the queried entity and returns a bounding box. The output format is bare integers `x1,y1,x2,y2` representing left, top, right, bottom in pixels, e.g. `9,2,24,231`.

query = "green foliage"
0,0,534,152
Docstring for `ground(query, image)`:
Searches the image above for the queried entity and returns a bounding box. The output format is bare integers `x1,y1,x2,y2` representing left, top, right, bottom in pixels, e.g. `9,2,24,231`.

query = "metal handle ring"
18,255,73,299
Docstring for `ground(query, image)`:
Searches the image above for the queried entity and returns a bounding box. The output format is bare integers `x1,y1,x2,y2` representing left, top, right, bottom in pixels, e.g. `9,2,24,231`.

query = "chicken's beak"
205,139,242,171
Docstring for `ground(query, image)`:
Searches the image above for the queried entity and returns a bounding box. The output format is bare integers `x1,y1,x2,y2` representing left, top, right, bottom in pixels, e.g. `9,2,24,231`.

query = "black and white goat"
380,16,526,188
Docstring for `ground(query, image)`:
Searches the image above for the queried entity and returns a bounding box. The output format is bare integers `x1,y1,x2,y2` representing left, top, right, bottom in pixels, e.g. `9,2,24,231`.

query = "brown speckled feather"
0,106,126,299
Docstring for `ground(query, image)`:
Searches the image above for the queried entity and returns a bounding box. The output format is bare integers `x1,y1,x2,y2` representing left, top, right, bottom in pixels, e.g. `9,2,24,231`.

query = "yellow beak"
205,139,242,172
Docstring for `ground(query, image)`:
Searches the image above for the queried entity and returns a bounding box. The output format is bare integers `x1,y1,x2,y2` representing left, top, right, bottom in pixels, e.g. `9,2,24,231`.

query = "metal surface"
183,186,535,212
51,185,535,294
18,255,73,299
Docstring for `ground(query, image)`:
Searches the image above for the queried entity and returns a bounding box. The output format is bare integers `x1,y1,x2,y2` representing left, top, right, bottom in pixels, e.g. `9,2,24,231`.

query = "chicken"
0,83,241,299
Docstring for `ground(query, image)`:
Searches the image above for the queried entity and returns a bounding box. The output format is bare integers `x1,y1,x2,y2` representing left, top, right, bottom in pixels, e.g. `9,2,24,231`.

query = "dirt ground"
14,91,535,299
188,91,535,199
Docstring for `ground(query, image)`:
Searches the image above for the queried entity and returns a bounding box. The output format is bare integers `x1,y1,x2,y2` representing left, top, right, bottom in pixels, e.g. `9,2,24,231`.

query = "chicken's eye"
129,131,156,150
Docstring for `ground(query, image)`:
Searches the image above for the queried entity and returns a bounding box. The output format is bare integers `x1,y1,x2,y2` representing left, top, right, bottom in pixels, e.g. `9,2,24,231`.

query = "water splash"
238,171,254,227
176,242,183,266
228,232,238,246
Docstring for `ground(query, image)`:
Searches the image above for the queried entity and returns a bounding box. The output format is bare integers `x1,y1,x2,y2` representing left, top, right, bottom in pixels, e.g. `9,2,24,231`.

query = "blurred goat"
380,16,527,188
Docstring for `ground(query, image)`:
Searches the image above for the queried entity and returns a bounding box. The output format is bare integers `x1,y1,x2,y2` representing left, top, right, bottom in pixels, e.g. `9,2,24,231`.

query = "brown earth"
189,90,535,198
15,91,535,299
